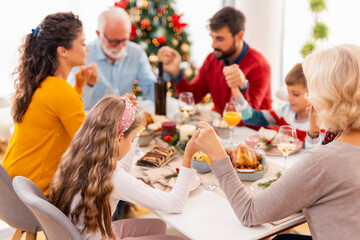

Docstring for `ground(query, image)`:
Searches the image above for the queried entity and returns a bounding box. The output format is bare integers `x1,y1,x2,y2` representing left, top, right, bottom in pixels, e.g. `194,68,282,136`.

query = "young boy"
231,63,309,141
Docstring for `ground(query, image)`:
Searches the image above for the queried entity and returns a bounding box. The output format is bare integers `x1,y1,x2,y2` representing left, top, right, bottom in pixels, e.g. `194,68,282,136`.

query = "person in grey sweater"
191,44,360,240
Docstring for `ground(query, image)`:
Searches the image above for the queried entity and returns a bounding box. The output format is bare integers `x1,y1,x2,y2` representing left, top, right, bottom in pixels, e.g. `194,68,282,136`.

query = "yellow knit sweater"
2,76,85,195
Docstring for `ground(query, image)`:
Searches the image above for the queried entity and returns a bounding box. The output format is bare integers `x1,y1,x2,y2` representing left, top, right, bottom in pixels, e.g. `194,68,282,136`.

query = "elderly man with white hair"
68,7,156,110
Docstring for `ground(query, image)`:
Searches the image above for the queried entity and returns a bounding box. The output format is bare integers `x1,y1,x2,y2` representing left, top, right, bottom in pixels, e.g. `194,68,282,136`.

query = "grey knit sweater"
211,141,360,240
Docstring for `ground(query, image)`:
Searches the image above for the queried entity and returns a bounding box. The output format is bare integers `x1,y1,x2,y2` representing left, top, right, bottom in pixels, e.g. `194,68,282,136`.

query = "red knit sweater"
174,45,272,114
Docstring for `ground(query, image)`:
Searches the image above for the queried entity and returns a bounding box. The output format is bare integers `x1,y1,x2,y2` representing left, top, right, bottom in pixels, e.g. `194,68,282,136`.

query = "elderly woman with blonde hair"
192,44,360,240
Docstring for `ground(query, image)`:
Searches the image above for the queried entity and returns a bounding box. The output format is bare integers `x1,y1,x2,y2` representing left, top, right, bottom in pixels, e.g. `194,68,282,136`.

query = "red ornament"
265,140,272,144
130,24,137,40
114,0,127,9
172,13,187,31
164,135,172,143
157,35,166,44
176,168,180,173
140,18,151,27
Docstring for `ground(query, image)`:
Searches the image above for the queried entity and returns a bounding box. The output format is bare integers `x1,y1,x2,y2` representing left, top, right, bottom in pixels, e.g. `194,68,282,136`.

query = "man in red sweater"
158,6,272,115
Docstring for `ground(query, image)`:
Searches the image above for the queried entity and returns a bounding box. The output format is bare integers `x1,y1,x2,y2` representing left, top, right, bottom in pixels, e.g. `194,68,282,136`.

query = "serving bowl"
235,149,268,181
139,128,154,147
192,159,211,174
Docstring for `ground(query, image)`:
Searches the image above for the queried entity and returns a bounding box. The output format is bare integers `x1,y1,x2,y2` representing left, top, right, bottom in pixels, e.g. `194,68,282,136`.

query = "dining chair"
12,176,83,240
0,165,41,240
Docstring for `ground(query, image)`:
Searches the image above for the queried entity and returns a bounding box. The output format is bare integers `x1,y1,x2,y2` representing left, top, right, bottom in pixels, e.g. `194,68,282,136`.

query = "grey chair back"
0,165,40,232
13,176,83,240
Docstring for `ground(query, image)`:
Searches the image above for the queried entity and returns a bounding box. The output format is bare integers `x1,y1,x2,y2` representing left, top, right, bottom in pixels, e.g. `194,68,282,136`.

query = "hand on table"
223,64,247,89
158,46,181,77
75,63,98,89
194,121,228,163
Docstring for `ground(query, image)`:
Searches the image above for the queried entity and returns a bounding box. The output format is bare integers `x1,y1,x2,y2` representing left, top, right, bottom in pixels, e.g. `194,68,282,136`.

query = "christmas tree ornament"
140,18,151,27
171,38,179,46
140,0,149,8
157,35,166,44
149,54,158,63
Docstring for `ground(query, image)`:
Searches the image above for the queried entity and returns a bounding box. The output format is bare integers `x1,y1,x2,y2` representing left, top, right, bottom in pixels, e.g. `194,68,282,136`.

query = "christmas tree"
115,0,196,97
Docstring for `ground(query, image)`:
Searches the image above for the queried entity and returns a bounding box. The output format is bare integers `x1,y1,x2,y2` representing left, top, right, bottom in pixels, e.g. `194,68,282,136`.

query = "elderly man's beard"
100,38,124,60
213,43,237,61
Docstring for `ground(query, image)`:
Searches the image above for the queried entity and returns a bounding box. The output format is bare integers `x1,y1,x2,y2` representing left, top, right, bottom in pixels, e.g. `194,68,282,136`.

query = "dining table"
132,100,307,240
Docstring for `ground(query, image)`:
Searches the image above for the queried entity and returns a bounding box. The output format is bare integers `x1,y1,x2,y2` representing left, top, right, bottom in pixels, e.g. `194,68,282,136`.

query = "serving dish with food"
227,144,268,181
136,146,176,168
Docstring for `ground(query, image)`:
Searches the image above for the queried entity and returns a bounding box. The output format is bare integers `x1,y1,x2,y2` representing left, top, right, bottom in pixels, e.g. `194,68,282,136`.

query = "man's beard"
100,39,124,60
213,42,237,61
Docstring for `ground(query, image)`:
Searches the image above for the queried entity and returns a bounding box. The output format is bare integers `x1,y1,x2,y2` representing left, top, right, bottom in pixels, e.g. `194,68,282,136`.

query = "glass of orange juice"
223,102,242,148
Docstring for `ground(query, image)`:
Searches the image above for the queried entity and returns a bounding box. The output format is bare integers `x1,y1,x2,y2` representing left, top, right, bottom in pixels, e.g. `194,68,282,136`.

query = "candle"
179,124,196,141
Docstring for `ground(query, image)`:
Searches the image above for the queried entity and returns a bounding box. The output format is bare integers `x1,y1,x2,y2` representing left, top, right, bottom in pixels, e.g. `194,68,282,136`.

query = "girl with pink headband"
50,96,197,240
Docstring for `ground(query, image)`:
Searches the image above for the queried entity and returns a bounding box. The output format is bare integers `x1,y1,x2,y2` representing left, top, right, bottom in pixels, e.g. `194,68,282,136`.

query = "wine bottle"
155,61,167,115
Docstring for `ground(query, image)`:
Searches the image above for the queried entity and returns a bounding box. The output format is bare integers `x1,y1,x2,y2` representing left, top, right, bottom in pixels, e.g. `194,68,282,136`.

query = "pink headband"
118,97,136,134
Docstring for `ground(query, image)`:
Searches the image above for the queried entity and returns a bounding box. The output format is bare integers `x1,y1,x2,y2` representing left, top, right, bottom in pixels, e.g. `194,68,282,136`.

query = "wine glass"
222,102,242,148
178,92,195,124
135,109,147,156
276,125,298,172
196,153,220,191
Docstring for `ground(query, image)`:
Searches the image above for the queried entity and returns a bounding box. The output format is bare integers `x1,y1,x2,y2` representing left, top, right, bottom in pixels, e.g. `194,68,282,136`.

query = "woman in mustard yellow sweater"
2,12,97,195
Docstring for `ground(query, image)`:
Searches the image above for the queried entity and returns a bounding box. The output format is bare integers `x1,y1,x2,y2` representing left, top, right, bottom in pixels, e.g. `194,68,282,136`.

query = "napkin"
258,127,277,140
138,167,178,192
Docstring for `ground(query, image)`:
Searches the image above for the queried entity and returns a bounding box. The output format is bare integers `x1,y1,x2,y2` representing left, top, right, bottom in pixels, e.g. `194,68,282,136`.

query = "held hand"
121,93,138,107
86,63,98,87
183,130,200,168
307,103,320,138
223,64,246,89
157,46,181,77
75,63,98,89
195,121,227,162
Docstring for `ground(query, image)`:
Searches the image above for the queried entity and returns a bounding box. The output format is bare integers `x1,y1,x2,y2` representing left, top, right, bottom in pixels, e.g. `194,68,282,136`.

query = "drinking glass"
178,92,195,123
222,102,242,148
276,125,298,172
135,109,147,156
198,155,220,191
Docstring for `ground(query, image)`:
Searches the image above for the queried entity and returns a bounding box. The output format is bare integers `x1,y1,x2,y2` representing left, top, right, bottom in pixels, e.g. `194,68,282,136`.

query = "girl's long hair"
12,12,82,123
49,96,141,239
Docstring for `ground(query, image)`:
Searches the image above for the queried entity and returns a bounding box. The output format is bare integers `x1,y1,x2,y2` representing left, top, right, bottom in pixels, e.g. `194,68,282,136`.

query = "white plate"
245,135,303,156
249,177,277,196
190,174,201,192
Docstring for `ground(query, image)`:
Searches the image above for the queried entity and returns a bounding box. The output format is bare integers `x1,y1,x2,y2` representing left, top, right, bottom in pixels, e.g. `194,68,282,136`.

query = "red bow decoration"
172,13,187,31
114,0,127,9
130,24,137,40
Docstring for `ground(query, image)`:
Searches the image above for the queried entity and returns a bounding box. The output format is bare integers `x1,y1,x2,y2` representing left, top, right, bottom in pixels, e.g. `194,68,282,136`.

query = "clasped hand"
223,64,246,89
75,63,98,89
184,121,228,164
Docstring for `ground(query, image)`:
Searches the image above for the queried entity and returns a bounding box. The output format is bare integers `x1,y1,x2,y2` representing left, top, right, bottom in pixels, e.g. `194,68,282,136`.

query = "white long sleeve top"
71,144,196,239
